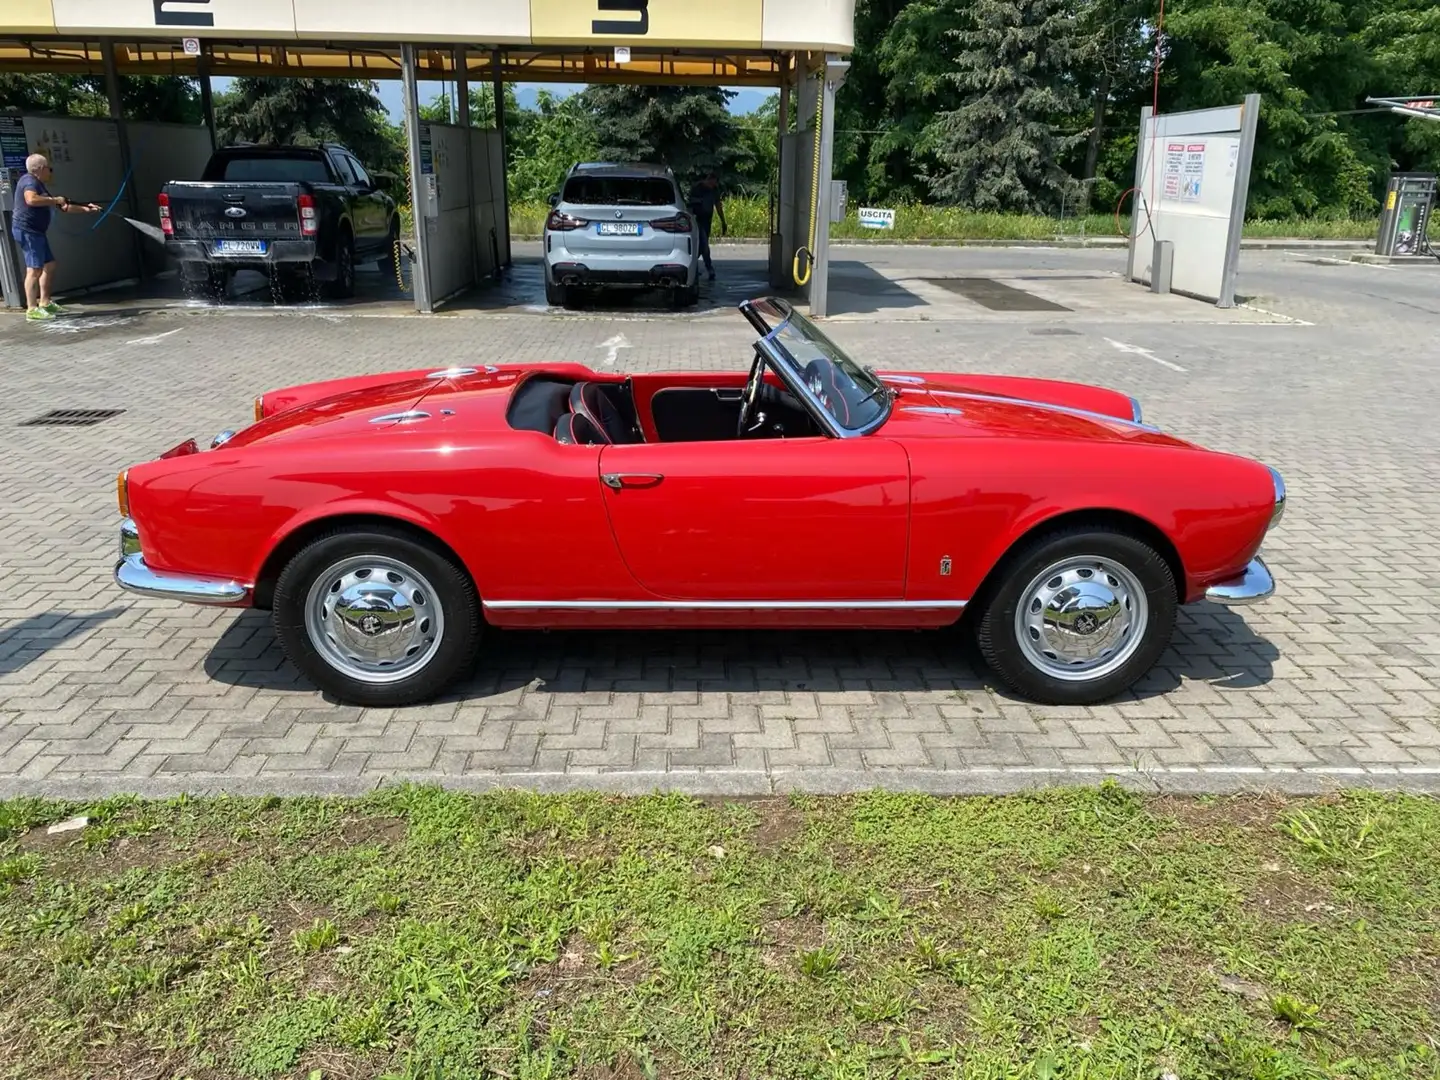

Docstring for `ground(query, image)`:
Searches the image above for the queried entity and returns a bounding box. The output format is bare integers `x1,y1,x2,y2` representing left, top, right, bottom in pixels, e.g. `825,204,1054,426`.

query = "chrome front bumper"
114,518,250,606
1205,556,1275,606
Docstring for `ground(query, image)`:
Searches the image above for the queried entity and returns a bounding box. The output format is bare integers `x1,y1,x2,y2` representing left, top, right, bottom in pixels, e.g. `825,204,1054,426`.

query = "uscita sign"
858,207,895,230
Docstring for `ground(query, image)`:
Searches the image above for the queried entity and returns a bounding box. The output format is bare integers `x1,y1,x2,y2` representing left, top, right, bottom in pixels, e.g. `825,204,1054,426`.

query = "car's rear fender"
249,507,473,610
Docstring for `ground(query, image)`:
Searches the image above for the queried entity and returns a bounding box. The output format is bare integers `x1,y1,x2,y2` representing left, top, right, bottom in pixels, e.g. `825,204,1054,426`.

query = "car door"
345,154,387,251
597,436,910,601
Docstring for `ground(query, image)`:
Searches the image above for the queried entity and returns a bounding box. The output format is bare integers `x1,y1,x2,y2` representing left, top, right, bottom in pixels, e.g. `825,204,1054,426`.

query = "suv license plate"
214,240,267,255
597,222,642,236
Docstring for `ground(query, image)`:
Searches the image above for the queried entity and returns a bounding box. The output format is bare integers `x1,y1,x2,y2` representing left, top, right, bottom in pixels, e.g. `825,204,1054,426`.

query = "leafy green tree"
214,77,404,191
579,85,736,186
1159,0,1378,217
505,90,598,201
924,0,1088,213
731,94,782,198
0,74,200,123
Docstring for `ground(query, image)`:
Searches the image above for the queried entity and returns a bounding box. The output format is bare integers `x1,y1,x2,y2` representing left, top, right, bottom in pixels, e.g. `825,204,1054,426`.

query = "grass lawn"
2,787,1437,1080
505,198,1391,243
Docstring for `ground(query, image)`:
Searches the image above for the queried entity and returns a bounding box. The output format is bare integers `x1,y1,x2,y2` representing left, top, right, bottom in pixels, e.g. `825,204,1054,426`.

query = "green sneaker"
25,307,53,321
42,301,64,315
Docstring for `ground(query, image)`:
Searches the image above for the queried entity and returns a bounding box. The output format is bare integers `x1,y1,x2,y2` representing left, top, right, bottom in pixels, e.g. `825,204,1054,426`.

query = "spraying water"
122,217,167,245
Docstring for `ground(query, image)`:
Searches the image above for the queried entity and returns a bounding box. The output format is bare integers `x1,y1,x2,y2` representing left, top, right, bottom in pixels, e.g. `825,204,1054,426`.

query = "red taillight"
545,210,587,231
298,193,318,236
650,213,692,234
158,192,173,236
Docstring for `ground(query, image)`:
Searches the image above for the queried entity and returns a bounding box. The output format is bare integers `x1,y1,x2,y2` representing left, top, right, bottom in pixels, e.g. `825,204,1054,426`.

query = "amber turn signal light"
253,395,265,422
116,470,129,517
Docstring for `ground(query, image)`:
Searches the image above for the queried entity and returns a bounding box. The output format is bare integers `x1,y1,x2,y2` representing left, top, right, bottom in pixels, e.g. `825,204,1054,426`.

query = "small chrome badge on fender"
940,556,952,576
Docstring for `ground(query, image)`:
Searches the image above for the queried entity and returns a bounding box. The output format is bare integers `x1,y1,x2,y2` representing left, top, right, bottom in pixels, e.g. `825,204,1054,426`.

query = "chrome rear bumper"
1204,556,1275,606
114,518,250,606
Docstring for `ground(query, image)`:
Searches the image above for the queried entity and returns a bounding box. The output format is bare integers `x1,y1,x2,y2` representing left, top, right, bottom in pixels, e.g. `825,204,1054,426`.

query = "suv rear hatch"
166,151,330,248
555,173,685,256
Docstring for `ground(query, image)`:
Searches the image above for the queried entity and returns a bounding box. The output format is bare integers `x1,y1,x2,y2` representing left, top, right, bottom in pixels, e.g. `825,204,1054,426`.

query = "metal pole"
455,46,480,285
1126,104,1152,283
492,48,510,267
102,39,149,281
808,55,848,318
1218,92,1261,308
400,43,433,313
198,49,216,150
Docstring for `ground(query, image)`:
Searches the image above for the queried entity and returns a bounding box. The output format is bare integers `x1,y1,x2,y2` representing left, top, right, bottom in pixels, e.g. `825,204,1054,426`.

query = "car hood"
878,372,1194,448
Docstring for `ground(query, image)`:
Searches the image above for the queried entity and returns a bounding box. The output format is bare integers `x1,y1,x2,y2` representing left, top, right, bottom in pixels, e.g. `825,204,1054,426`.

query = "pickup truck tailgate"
166,182,304,242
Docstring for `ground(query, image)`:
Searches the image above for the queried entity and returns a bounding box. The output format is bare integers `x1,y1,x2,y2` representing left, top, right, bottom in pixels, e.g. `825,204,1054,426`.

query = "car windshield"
765,313,891,434
562,176,675,206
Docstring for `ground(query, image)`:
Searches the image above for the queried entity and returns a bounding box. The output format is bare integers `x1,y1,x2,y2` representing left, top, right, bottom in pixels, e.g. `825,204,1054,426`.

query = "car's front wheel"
272,526,481,707
975,526,1177,705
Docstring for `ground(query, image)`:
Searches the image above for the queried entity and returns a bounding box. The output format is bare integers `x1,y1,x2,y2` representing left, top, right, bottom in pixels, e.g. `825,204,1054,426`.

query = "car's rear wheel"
327,230,356,299
673,284,699,308
975,527,1177,705
377,217,399,272
544,277,568,308
272,526,480,707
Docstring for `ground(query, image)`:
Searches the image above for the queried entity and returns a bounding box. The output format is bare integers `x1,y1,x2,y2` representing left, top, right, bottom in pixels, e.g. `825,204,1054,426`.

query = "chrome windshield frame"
747,299,893,439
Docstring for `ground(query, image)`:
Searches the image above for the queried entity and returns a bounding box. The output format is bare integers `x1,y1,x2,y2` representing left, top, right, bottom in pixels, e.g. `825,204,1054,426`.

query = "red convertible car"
115,298,1283,707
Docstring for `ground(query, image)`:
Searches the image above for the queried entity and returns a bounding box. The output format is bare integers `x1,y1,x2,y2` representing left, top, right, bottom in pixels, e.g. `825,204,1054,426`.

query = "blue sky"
211,79,776,120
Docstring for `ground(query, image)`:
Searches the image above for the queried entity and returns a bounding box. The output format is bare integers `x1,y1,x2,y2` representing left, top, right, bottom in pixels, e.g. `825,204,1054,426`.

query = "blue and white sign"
858,207,895,230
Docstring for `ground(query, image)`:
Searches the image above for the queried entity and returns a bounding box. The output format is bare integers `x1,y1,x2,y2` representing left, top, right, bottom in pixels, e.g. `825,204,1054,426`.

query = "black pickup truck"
160,144,399,298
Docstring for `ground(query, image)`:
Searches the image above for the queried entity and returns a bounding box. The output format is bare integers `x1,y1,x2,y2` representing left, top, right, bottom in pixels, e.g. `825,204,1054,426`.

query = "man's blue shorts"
11,229,54,270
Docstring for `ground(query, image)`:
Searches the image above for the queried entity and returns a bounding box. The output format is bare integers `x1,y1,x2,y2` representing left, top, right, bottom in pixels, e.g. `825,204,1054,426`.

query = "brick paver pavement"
2,247,1438,797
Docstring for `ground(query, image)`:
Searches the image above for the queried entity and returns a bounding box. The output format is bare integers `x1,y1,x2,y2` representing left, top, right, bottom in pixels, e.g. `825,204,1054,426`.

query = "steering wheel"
736,347,767,437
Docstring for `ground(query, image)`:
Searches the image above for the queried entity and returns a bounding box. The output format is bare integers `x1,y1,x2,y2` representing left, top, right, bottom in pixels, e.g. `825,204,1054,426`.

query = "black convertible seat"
553,411,607,445
571,381,641,444
508,375,578,434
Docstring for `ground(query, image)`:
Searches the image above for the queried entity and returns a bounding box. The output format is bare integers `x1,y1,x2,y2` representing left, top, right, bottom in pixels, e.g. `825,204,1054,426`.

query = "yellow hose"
792,82,824,287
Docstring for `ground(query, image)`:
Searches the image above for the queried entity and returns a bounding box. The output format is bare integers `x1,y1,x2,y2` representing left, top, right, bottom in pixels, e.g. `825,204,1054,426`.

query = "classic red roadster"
115,298,1283,707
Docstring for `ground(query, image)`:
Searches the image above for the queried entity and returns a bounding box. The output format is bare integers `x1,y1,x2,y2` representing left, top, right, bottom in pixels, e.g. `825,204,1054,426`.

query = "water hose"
90,165,133,231
792,79,824,287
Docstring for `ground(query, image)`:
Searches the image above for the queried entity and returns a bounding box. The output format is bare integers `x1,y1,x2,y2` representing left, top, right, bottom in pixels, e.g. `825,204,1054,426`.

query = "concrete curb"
4,765,1439,801
511,235,1375,251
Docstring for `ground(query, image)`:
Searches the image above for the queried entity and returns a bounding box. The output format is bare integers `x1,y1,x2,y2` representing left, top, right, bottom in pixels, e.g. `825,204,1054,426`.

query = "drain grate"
1028,327,1080,336
924,278,1072,312
20,408,125,428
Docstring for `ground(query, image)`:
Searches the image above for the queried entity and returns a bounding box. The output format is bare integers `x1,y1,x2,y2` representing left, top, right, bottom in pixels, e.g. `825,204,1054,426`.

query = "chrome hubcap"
1015,556,1148,681
304,556,444,684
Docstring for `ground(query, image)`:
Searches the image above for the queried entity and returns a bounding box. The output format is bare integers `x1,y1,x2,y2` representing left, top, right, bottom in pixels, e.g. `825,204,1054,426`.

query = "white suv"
543,162,700,309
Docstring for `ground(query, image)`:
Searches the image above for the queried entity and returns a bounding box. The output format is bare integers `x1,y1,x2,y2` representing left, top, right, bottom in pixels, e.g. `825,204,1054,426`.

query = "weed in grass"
374,890,406,915
0,853,40,885
799,945,841,979
292,919,340,955
1271,992,1325,1032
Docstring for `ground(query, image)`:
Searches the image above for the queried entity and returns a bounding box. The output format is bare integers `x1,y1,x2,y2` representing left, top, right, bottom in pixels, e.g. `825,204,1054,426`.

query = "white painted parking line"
1103,337,1188,372
597,333,632,366
126,327,184,345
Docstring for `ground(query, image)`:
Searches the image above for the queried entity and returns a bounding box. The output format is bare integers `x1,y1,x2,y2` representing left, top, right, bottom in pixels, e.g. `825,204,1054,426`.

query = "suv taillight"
650,213,692,233
158,192,173,236
546,210,588,231
298,193,318,236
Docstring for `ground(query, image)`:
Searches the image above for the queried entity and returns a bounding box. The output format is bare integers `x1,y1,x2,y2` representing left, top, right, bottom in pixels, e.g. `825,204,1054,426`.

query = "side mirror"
547,192,559,208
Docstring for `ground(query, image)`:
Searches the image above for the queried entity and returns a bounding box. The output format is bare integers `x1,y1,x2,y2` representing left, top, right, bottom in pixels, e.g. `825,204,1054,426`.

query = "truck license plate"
597,222,642,236
214,240,267,255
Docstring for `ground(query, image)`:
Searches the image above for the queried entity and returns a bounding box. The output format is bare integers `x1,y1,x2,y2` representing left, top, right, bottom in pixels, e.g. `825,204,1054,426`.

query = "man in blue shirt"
11,153,101,321
687,172,727,281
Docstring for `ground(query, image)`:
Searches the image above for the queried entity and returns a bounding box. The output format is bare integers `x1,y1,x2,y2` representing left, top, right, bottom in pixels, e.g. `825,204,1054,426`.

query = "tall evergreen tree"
580,86,736,185
924,0,1087,213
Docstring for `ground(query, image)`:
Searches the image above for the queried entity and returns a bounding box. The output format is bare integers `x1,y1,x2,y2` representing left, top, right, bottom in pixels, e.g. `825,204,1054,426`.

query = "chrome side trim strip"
115,552,250,606
370,410,430,425
926,389,1159,431
483,599,968,611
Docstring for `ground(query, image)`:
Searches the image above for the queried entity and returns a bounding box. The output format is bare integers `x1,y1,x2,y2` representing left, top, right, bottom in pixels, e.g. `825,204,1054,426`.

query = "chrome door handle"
601,473,664,489
713,389,744,402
